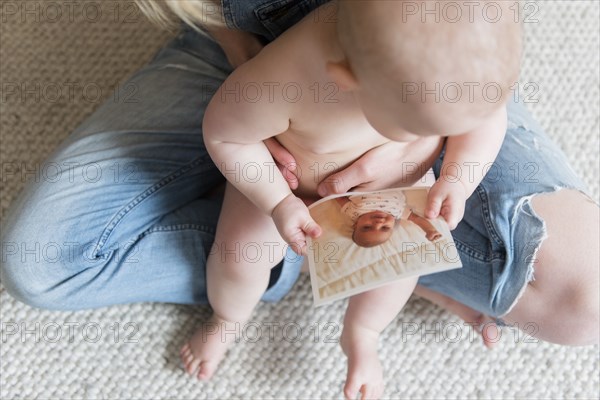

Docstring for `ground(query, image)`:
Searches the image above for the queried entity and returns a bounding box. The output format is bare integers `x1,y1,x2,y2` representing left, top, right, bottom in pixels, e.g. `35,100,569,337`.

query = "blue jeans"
0,1,590,318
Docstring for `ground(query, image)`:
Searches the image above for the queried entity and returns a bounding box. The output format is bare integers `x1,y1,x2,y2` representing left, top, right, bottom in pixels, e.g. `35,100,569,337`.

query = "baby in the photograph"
336,191,442,247
177,2,521,399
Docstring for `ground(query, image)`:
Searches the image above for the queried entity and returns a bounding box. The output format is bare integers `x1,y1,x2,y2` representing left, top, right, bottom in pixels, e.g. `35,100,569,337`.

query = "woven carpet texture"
1,1,598,399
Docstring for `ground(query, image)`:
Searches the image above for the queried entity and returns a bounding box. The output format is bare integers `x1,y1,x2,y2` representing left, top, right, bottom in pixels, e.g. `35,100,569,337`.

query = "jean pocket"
254,0,328,40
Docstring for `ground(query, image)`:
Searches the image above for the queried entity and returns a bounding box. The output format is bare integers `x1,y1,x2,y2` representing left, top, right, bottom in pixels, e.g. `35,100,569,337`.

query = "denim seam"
254,0,316,39
255,0,293,20
454,239,505,263
453,239,489,262
474,185,505,247
92,156,208,257
221,0,239,29
137,224,217,239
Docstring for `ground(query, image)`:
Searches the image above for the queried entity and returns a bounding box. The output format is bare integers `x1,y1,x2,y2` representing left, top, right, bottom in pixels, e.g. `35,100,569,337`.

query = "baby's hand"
425,179,467,230
271,194,322,255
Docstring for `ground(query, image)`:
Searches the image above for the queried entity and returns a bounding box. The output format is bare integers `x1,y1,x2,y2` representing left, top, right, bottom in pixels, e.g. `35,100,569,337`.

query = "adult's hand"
264,137,300,190
265,137,443,197
316,139,443,197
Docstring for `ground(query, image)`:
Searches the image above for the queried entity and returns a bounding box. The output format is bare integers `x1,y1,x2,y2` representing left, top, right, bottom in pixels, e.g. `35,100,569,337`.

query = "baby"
179,1,521,398
336,190,442,247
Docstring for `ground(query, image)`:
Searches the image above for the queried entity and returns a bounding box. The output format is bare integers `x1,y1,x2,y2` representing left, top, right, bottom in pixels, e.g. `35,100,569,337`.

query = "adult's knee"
1,245,63,311
527,190,599,345
505,284,599,346
0,263,56,310
565,287,600,345
1,212,67,310
1,179,94,310
534,284,599,346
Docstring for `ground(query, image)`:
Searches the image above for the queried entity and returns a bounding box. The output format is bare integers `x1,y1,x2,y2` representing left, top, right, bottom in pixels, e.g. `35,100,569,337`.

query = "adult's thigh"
0,28,233,309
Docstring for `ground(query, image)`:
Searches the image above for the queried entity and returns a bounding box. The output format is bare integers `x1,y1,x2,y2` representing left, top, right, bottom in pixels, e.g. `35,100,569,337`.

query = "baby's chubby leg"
180,183,286,380
341,277,418,400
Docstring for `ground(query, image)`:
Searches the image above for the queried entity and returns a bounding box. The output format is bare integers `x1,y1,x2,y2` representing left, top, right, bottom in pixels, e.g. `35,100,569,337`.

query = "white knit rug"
1,1,598,399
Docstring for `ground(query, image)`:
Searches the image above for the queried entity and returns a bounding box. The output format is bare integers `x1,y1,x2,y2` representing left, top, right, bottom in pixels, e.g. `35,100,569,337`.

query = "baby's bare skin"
182,12,444,392
186,2,512,398
204,10,445,206
270,36,444,197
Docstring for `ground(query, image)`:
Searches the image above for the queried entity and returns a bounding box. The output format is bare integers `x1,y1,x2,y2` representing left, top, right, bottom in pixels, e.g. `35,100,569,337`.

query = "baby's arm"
426,106,507,229
335,196,351,208
203,55,321,253
407,212,442,241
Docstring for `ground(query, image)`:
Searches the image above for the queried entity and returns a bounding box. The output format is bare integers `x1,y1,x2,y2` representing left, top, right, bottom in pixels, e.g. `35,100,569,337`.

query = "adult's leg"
0,27,300,310
417,192,600,346
501,190,599,345
417,98,599,346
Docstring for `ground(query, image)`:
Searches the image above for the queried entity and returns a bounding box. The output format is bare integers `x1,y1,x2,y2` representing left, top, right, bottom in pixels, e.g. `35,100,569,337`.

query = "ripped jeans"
0,24,590,319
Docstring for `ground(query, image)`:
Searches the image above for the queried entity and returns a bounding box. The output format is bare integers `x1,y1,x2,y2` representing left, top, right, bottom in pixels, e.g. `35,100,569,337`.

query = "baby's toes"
344,379,363,400
348,379,385,400
367,382,384,399
180,344,201,375
197,360,219,381
184,355,201,375
359,382,382,400
180,343,191,358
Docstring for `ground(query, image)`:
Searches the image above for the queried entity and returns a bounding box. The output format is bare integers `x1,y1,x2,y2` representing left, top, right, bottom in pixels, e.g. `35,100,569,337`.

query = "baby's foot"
413,285,499,348
426,229,442,242
340,326,384,400
179,314,238,380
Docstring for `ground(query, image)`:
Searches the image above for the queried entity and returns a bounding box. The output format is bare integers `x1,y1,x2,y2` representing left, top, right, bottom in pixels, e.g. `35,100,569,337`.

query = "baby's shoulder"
236,32,320,88
246,9,331,79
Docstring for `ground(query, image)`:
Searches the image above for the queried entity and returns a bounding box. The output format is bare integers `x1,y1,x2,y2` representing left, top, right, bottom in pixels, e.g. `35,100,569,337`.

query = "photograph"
307,187,462,305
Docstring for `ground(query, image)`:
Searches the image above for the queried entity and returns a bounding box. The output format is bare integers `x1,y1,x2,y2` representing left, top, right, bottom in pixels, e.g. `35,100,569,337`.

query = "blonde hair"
134,0,226,32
